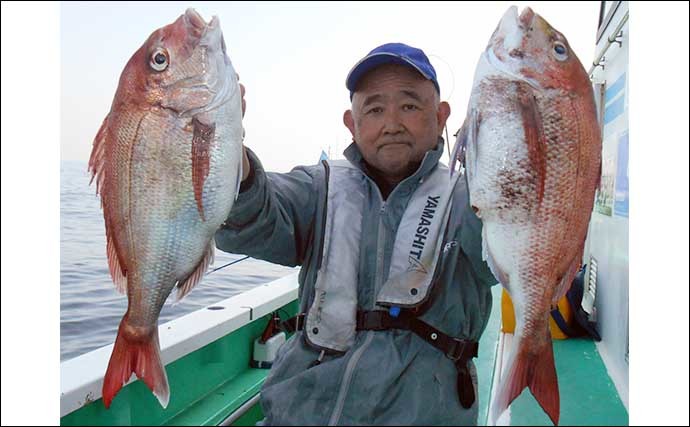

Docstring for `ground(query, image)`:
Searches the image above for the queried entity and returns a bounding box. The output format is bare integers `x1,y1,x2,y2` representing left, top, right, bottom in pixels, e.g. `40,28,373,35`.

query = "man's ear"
437,101,451,134
343,110,355,136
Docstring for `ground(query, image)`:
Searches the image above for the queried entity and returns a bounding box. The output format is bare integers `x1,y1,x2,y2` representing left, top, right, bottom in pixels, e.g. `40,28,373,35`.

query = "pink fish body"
451,6,602,425
88,9,243,408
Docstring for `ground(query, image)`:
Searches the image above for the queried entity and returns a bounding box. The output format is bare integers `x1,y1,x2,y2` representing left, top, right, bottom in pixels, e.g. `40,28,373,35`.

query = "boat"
61,273,300,426
60,2,630,425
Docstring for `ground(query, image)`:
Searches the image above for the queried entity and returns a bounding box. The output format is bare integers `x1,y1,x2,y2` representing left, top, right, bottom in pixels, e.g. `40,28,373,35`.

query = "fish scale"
451,6,601,426
88,8,243,409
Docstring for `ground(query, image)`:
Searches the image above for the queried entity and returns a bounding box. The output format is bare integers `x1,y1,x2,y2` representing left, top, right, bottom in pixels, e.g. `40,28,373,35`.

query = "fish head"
116,8,239,117
486,6,589,92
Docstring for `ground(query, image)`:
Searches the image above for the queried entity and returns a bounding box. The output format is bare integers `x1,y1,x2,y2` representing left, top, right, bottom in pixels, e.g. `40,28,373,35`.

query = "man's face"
344,64,450,183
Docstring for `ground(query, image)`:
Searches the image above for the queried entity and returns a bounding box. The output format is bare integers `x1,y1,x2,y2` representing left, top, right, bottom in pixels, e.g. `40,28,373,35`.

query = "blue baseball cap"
345,42,440,100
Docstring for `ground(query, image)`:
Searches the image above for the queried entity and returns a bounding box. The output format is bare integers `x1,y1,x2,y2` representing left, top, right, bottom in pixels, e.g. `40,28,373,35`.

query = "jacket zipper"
328,188,388,425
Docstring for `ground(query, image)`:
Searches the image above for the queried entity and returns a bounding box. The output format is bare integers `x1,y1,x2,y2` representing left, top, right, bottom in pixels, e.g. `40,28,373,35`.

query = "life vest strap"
279,310,478,408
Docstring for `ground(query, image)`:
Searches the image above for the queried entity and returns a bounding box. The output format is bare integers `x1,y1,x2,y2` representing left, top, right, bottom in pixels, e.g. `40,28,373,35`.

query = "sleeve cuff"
223,147,267,229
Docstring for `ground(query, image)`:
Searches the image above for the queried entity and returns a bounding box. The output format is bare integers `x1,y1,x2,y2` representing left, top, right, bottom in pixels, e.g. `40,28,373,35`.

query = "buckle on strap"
356,311,389,331
446,338,478,362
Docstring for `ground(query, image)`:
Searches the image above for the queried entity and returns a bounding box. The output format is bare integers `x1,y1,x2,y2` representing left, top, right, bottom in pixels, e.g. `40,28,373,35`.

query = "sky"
60,1,601,171
2,2,690,425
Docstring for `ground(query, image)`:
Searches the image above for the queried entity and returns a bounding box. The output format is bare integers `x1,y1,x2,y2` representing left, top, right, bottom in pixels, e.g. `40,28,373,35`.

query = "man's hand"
239,79,250,182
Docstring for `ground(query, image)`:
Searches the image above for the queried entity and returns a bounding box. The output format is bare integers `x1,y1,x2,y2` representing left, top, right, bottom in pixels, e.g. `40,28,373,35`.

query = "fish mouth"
518,7,536,31
493,6,535,53
184,8,207,35
178,9,238,117
485,6,540,89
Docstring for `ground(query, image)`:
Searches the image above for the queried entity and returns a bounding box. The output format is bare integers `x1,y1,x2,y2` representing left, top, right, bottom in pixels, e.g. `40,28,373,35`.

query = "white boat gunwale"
60,271,300,418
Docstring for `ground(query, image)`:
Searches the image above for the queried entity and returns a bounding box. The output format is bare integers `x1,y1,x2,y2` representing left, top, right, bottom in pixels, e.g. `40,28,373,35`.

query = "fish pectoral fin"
175,241,215,302
516,84,547,205
192,117,216,222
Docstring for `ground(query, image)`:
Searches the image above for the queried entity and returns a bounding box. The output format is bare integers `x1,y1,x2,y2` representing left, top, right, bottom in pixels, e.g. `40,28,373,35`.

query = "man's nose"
382,109,404,134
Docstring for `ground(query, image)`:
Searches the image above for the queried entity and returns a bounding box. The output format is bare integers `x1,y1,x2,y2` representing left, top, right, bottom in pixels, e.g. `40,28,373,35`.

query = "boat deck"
477,285,628,426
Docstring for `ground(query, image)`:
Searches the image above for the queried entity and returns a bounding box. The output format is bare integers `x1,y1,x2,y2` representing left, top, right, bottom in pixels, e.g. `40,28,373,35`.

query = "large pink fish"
88,9,244,408
451,6,601,425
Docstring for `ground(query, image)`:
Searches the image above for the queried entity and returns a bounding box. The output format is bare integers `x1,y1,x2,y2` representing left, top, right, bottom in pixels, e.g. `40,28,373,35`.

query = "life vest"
304,159,459,352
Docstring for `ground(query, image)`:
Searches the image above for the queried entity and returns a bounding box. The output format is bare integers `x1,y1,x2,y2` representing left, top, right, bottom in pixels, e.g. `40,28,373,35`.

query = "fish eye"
150,49,169,71
552,42,568,61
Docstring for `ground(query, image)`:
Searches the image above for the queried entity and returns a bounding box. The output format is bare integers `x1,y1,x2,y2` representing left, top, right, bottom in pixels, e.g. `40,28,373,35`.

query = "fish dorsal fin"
88,115,109,195
175,241,215,302
449,109,480,178
88,115,128,293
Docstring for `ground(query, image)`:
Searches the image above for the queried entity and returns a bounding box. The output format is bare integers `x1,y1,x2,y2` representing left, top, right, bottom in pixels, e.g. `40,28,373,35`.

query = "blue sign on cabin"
614,132,629,218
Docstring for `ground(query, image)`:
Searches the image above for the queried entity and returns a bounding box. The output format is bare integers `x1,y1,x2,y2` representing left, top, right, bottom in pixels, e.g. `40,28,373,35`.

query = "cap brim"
345,52,433,93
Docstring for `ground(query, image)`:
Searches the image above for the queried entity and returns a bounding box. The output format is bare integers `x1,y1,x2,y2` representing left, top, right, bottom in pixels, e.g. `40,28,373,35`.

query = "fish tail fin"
490,338,560,425
102,319,169,409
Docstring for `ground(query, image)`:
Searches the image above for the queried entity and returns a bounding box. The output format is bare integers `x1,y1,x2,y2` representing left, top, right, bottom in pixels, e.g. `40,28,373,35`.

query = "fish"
450,6,602,425
88,8,244,409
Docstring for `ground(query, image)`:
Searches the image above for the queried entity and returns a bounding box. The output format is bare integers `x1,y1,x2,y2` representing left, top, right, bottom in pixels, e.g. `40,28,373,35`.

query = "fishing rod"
207,255,250,275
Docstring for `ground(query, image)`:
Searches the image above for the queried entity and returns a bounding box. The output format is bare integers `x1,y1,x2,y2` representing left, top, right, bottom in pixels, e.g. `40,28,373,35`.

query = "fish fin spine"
175,242,214,301
106,227,127,294
88,115,109,194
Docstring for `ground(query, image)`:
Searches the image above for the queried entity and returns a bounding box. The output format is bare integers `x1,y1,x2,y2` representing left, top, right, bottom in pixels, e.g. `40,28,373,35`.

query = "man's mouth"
379,142,411,149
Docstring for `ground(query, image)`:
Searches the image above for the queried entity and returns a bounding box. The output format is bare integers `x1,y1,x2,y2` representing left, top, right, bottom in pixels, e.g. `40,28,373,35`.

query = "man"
216,43,497,426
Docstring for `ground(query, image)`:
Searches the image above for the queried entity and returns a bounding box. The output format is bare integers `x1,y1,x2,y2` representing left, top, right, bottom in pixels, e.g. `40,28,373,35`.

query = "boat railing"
60,271,300,418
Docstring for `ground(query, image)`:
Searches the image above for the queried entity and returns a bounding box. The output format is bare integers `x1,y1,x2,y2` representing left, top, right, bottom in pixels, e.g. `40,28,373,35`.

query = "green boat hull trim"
60,272,300,426
61,274,626,426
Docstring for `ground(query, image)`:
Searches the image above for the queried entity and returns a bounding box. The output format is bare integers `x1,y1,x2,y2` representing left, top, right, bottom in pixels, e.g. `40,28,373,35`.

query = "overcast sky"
61,1,601,171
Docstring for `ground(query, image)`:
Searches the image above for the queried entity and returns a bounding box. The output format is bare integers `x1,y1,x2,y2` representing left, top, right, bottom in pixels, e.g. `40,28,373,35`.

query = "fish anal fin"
105,221,127,294
192,117,215,222
175,242,214,302
552,245,585,306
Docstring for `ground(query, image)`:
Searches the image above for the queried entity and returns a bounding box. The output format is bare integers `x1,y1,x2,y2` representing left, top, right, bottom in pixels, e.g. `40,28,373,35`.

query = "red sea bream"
88,9,244,408
451,6,602,425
